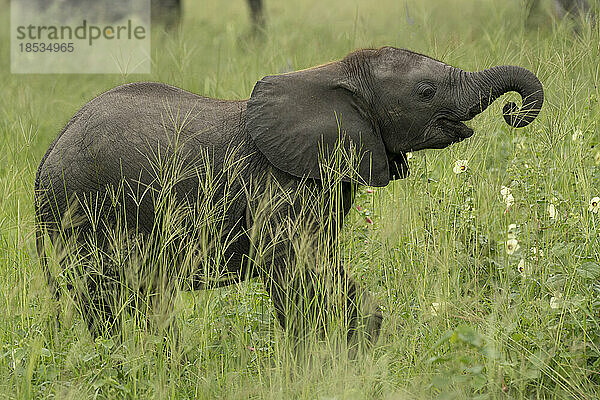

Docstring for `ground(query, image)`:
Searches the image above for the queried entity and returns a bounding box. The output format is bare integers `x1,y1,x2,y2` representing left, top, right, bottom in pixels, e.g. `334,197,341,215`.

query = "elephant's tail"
35,212,59,302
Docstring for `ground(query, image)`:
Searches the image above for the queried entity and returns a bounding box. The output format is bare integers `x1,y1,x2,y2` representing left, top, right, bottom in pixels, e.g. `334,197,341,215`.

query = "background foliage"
0,0,599,398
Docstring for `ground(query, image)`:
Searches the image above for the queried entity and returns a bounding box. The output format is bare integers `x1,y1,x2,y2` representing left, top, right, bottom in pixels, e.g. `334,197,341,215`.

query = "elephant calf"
35,47,543,346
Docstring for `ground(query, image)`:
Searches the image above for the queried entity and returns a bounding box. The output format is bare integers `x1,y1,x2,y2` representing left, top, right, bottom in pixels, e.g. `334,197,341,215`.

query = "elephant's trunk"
462,65,544,128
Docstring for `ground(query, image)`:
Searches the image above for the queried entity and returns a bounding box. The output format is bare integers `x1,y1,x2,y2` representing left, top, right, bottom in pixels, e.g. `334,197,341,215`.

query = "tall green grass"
1,0,599,398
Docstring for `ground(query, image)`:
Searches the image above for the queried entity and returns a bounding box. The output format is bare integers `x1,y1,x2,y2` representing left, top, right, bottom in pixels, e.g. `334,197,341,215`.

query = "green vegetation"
1,0,599,398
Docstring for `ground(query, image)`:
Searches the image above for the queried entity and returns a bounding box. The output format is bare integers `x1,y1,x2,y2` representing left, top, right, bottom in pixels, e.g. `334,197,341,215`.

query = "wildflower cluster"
549,294,563,310
571,129,583,142
501,186,514,209
530,246,543,262
505,223,520,255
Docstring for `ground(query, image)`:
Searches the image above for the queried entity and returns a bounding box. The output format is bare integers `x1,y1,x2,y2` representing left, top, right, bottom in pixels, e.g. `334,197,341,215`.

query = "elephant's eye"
417,82,436,101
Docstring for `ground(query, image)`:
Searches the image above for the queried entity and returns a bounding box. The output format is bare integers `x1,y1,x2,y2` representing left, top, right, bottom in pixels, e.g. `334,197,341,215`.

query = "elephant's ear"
245,62,390,187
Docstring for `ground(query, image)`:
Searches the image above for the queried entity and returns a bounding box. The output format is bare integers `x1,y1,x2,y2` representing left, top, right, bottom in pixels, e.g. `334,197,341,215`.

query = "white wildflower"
453,159,468,174
589,196,600,213
547,202,557,220
507,223,517,239
517,259,527,276
550,295,563,309
572,129,583,142
430,302,443,316
501,186,514,208
406,152,413,160
506,238,520,255
505,193,515,208
530,247,544,261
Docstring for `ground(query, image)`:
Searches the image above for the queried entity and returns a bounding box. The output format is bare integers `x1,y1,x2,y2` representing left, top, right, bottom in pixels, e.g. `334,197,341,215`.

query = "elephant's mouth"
439,118,474,143
388,152,409,180
415,118,474,151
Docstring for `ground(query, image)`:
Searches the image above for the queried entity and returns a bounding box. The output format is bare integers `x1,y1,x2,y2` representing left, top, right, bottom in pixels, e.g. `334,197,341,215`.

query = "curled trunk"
465,65,544,128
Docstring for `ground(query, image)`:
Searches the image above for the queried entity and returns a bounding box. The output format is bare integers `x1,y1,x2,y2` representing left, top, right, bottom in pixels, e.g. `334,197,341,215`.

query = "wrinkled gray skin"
35,47,543,345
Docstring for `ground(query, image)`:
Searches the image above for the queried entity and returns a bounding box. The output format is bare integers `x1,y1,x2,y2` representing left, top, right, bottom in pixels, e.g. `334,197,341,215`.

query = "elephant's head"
245,46,543,186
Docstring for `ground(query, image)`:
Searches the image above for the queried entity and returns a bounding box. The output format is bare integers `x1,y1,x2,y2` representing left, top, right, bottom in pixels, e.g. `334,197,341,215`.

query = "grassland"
1,0,599,398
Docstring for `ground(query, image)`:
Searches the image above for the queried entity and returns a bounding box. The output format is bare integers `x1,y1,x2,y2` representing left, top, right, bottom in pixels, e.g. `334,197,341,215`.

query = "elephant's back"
82,81,243,144
35,81,247,233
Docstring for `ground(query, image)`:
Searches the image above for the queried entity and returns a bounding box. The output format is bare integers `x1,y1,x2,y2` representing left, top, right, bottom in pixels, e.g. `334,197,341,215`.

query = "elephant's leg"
338,267,382,347
324,264,382,348
247,0,265,32
46,224,121,340
151,0,181,29
248,199,324,342
555,0,594,23
257,258,381,349
243,179,372,353
248,180,382,349
131,243,181,349
524,0,541,25
251,214,380,346
556,0,589,16
257,260,324,341
77,278,122,340
76,249,125,339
